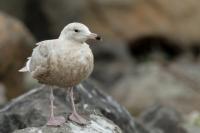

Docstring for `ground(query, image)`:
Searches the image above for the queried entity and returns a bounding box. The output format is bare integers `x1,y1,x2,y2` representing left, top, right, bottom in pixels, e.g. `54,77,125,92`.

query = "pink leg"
46,88,65,126
68,87,87,125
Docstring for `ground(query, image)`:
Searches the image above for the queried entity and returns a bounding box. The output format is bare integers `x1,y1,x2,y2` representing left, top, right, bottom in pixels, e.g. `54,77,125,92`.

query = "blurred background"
0,0,200,121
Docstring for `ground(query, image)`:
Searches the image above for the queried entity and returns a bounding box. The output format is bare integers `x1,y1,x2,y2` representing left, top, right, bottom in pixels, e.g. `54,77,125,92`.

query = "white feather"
19,58,31,72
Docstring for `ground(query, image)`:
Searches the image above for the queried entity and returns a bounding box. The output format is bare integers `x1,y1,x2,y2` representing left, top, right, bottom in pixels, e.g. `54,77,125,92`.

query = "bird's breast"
48,45,94,87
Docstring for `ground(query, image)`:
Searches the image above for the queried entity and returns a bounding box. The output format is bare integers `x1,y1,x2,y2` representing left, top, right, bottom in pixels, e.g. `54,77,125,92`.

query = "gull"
19,22,101,126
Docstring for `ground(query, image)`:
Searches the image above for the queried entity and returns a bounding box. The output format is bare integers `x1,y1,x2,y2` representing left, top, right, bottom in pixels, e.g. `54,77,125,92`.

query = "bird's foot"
69,112,87,125
46,116,66,126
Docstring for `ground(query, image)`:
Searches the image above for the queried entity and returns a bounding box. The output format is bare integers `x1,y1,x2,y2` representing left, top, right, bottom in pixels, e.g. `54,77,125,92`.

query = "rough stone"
139,105,187,133
0,0,27,20
2,0,200,46
0,12,35,99
0,81,148,133
90,40,134,90
84,0,200,46
14,114,122,133
185,126,200,133
111,61,200,115
0,83,6,105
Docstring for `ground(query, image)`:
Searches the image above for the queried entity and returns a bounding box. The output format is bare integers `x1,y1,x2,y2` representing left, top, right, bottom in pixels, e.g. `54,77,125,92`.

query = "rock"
0,80,149,133
185,111,200,127
182,109,200,133
185,126,200,133
139,105,187,133
167,60,200,90
0,83,6,105
111,61,200,115
2,0,200,46
0,0,27,20
14,114,122,133
0,12,35,98
84,0,200,46
37,0,200,46
0,12,35,99
90,40,134,90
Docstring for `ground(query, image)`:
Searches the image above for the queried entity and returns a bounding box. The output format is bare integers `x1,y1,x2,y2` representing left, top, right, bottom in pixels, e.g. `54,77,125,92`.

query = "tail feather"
19,66,29,72
19,57,31,72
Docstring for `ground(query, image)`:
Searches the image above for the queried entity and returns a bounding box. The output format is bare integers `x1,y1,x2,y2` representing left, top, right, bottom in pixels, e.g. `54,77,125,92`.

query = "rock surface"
14,114,122,133
90,40,134,90
0,81,148,133
139,105,187,133
0,83,6,105
1,0,200,45
0,81,195,133
184,111,200,133
111,61,200,115
0,0,27,20
0,12,35,99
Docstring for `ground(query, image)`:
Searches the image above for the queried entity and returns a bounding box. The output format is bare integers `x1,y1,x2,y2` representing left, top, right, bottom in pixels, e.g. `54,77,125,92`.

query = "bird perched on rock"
19,22,101,126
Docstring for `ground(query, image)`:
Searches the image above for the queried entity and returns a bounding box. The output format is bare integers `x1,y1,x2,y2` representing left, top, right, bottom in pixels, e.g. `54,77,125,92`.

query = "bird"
19,22,101,126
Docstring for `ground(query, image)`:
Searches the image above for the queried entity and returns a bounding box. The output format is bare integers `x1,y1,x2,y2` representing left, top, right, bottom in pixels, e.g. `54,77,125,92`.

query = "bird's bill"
87,33,101,40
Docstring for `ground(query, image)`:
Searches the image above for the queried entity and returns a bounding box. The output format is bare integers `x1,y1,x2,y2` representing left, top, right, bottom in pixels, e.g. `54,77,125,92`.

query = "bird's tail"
19,57,31,72
19,66,29,72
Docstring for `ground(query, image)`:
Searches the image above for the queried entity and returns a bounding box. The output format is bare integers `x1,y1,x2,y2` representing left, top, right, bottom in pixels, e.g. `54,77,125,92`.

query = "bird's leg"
68,87,87,125
47,87,65,126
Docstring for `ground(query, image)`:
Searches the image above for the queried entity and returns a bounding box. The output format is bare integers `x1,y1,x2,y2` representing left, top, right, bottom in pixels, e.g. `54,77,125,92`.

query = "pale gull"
19,22,101,126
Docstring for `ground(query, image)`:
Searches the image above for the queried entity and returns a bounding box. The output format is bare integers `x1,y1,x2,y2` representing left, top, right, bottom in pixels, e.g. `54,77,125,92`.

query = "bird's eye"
74,29,79,32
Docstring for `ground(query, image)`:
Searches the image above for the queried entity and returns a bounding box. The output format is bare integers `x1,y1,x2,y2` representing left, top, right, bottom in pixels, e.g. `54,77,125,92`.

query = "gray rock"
111,61,200,115
0,83,6,106
0,80,149,133
91,40,134,90
14,114,122,133
139,105,187,133
184,125,200,133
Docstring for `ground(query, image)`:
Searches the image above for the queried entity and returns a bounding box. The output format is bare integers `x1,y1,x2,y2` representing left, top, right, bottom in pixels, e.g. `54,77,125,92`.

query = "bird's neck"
58,34,85,46
59,38,85,47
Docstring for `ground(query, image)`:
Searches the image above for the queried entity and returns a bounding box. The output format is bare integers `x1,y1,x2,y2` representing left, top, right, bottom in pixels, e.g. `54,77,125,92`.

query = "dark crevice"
24,0,51,41
190,44,200,58
128,36,183,62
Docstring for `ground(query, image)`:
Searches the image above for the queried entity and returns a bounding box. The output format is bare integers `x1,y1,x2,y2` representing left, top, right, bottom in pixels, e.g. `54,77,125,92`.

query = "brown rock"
0,0,27,20
73,0,200,47
0,12,35,99
1,0,200,45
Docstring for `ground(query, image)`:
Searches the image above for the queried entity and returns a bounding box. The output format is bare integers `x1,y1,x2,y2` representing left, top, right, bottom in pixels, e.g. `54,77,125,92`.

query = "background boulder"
0,12,35,99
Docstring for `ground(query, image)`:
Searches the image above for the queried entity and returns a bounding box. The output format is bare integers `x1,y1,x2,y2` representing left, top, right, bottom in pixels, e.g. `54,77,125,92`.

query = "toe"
69,113,87,125
47,116,66,126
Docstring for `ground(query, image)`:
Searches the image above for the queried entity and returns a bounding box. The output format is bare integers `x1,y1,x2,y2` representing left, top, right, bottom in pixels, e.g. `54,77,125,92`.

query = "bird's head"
59,22,101,43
